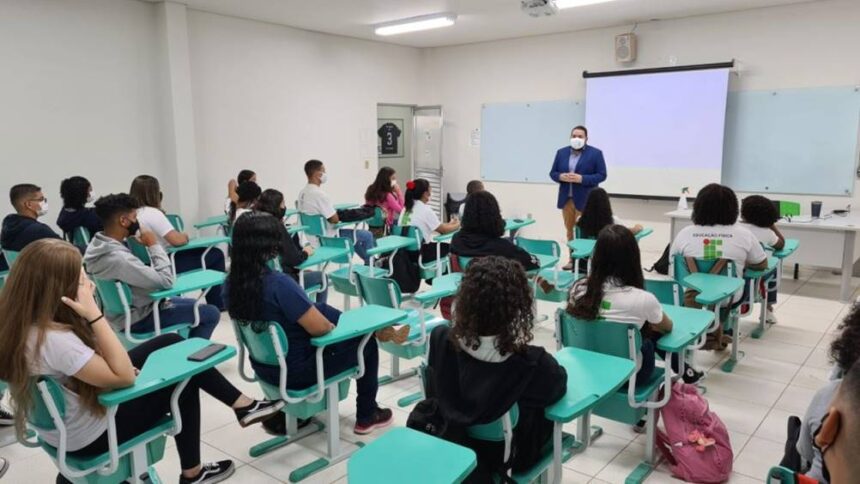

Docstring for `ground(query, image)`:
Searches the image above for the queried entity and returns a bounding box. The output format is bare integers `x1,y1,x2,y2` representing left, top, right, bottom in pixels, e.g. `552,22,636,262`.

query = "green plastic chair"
355,272,449,407
644,278,682,306
392,225,450,280
300,212,368,247
366,206,387,234
515,237,577,303
24,339,235,484
125,238,152,265
766,466,796,484
165,213,185,232
557,311,672,484
2,250,20,267
320,236,385,310
72,227,92,247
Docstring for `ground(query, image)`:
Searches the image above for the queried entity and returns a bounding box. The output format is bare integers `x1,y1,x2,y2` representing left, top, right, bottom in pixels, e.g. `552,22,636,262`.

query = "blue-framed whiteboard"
481,86,860,196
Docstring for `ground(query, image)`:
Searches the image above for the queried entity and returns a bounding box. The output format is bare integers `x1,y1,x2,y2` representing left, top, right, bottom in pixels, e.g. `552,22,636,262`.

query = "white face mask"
37,200,49,217
391,179,397,187
570,137,585,150
87,192,96,204
319,173,328,184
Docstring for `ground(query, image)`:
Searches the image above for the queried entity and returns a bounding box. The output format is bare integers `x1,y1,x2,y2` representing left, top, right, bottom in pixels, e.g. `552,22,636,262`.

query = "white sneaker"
766,309,778,324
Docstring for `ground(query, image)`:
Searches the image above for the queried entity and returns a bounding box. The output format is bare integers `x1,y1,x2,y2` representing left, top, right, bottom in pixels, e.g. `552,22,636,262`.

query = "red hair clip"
406,180,416,190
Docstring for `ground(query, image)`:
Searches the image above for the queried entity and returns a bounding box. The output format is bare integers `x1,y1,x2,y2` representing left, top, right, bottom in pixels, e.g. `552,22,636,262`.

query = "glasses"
29,197,47,203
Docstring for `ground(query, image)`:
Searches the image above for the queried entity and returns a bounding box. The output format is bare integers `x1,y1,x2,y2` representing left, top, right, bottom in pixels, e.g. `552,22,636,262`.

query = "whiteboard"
481,86,860,196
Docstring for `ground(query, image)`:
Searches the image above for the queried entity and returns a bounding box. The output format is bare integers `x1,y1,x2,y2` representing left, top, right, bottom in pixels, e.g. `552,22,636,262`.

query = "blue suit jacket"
549,145,607,210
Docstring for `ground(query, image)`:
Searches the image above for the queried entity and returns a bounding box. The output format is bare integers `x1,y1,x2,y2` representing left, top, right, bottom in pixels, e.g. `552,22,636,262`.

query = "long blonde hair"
0,239,103,440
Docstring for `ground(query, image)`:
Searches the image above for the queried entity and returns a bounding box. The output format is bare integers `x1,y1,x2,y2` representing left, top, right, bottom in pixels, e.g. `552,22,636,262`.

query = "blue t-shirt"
258,271,316,372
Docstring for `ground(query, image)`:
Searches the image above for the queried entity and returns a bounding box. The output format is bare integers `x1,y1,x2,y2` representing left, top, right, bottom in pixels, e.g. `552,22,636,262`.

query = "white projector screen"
584,68,730,198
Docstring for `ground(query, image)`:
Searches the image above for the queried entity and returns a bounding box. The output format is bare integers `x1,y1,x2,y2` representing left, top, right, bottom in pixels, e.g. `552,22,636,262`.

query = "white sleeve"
612,215,627,226
142,209,176,238
42,331,95,376
641,292,664,324
746,231,768,264
427,208,442,232
765,229,780,247
318,193,336,219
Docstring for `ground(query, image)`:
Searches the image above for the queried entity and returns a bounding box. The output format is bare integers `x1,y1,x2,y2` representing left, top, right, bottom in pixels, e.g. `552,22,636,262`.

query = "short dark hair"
304,160,323,178
60,176,91,210
237,169,256,185
461,191,505,238
236,181,262,203
572,125,588,137
9,184,41,210
741,195,779,228
831,302,860,373
692,183,739,226
94,193,140,225
466,180,484,195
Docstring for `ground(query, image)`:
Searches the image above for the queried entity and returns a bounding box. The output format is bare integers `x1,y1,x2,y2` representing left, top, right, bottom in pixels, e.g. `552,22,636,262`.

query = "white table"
666,209,860,301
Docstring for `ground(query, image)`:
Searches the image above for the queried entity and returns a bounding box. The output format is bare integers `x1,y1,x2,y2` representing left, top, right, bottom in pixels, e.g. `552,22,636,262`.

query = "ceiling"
169,0,817,48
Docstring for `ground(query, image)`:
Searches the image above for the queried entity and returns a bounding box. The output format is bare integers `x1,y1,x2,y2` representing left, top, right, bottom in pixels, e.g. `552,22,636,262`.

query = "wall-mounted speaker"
615,33,637,63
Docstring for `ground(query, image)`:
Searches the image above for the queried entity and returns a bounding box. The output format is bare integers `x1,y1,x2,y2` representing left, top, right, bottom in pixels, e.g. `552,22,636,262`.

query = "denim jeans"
302,270,328,304
339,229,375,265
133,297,220,340
173,247,226,310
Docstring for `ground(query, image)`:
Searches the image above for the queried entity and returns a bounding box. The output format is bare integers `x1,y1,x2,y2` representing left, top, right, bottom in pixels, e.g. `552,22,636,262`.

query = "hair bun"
406,180,416,190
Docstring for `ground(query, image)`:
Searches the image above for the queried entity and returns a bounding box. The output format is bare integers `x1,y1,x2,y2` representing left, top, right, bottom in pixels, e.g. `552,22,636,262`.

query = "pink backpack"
656,382,733,483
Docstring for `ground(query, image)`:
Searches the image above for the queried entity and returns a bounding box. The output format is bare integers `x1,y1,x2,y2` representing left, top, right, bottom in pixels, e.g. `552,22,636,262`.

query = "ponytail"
404,179,430,212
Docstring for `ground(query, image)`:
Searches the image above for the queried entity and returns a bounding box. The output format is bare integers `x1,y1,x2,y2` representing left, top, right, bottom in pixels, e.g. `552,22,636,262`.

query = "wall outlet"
365,160,370,169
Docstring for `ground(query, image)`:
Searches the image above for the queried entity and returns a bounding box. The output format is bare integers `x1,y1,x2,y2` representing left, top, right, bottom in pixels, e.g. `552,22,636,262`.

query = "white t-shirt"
570,279,663,329
404,200,440,243
234,207,252,223
136,206,177,249
297,184,337,237
27,328,106,451
738,222,780,248
670,223,767,276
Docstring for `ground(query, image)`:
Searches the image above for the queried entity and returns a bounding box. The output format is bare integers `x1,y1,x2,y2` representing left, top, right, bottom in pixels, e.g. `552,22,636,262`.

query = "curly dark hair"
365,167,396,204
451,256,535,356
93,193,140,225
227,212,282,324
255,189,286,219
59,176,91,210
461,191,505,238
577,188,614,239
830,302,860,373
568,224,643,321
741,195,779,228
692,183,739,226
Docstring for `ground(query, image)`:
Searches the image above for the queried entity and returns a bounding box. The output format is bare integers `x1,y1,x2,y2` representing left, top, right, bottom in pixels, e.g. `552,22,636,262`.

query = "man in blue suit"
549,125,607,268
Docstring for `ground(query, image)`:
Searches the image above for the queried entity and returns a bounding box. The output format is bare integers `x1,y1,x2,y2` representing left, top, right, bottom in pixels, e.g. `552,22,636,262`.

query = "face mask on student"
319,173,328,184
391,179,397,187
87,192,96,204
570,137,585,150
36,201,49,217
126,220,141,236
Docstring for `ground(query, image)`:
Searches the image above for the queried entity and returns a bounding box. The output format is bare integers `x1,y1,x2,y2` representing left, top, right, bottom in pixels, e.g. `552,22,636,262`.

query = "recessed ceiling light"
555,0,617,9
374,13,457,36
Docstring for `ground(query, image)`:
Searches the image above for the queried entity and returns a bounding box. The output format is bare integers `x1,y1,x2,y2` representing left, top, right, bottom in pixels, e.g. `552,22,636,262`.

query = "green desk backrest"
320,236,354,264
778,201,801,218
166,214,185,232
355,272,402,308
389,225,421,251
766,466,796,484
267,257,282,272
644,279,682,306
299,213,328,238
3,250,20,267
73,227,92,247
671,254,738,282
367,207,386,228
559,312,641,362
94,278,133,316
466,403,520,442
514,237,559,258
126,238,151,265
29,377,66,431
233,320,289,366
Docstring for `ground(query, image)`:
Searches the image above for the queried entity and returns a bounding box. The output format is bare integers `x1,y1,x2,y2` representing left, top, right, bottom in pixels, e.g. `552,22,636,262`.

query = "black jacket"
426,326,567,481
57,207,103,240
450,230,539,271
277,225,309,281
0,214,61,252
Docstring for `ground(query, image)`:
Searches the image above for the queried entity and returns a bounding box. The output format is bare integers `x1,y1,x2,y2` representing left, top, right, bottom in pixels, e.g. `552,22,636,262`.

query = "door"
413,106,444,218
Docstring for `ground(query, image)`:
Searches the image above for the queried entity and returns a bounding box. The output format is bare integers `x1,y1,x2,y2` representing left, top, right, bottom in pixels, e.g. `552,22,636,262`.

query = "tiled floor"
1,259,856,483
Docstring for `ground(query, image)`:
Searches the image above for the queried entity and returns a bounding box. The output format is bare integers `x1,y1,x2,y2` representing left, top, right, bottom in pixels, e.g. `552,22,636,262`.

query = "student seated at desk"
809,358,860,484
400,178,459,263
1,183,62,269
569,225,703,385
227,213,393,436
57,176,102,245
458,179,485,220
298,159,375,265
364,166,404,236
225,168,256,215
670,183,768,351
255,189,327,304
740,195,785,323
130,175,226,309
424,256,566,482
450,191,538,271
85,194,221,339
0,239,283,484
797,304,860,484
228,181,261,227
576,188,642,239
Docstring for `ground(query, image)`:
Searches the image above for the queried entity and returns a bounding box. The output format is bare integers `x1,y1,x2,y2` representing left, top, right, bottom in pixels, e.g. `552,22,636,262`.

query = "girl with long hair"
130,175,227,309
400,178,459,262
0,239,282,483
364,166,404,232
576,188,642,239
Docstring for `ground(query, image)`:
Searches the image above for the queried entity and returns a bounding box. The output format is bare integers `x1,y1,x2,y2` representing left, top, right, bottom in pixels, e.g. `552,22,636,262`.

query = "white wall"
422,0,860,259
186,10,424,218
0,0,165,227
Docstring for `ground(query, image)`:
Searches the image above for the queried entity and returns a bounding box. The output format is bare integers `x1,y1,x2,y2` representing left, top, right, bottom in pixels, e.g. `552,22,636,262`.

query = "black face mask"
812,412,832,483
275,208,287,220
126,221,140,237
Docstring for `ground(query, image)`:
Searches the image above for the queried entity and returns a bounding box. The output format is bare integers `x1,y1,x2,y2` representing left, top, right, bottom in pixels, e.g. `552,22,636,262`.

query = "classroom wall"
421,0,860,260
185,10,424,217
0,0,165,229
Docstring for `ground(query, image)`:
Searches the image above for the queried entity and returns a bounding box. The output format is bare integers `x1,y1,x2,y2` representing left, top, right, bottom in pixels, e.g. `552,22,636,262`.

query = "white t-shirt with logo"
670,223,767,276
137,206,178,249
738,222,780,248
297,184,337,238
570,279,663,329
403,200,441,243
27,328,107,451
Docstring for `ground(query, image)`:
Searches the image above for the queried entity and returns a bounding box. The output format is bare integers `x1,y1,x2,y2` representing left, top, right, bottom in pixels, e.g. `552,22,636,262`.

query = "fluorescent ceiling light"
555,0,617,9
375,13,457,36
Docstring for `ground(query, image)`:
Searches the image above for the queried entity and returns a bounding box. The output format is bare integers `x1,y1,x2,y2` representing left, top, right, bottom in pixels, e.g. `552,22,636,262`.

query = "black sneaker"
261,414,313,436
0,408,13,426
179,460,235,484
234,400,285,428
354,407,394,435
633,418,646,434
682,367,705,385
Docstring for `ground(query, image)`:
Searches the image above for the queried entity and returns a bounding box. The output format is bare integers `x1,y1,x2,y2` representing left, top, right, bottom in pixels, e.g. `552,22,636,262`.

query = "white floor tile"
562,433,631,477
753,408,795,444
733,437,785,481
774,385,818,415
